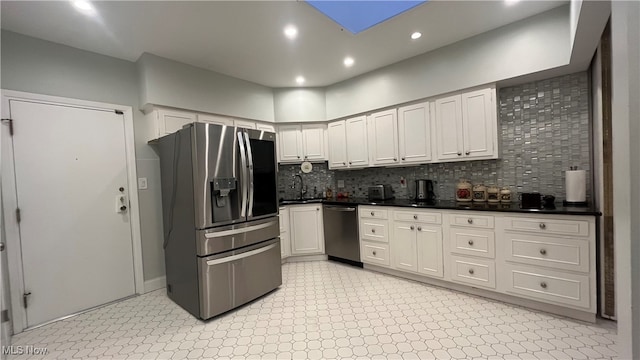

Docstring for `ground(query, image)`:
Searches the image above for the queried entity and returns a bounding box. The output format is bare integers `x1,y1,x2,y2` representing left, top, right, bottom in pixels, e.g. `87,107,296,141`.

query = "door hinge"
1,118,13,136
115,110,124,115
23,292,31,308
16,208,21,224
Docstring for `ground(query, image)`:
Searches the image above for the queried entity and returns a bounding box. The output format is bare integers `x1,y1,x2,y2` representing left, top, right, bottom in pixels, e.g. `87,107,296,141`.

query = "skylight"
306,1,427,34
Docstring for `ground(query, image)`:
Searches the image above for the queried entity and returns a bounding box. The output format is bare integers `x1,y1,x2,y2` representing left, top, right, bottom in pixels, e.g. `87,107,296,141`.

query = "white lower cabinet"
289,205,324,255
392,222,418,272
449,255,496,289
279,207,290,259
416,225,444,278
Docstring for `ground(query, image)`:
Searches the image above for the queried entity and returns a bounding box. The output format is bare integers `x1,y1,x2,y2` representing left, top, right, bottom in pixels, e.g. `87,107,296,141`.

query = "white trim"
143,276,166,293
0,90,145,333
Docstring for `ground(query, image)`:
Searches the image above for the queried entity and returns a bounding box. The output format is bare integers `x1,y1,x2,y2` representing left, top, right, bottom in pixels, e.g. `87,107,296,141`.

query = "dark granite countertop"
280,197,600,216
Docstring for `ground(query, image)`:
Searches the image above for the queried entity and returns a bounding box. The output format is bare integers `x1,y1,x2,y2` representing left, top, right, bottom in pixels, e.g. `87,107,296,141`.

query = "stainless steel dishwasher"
323,204,362,266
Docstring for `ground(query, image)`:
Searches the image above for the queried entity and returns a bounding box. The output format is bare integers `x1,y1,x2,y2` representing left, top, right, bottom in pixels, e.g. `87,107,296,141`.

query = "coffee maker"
415,179,435,202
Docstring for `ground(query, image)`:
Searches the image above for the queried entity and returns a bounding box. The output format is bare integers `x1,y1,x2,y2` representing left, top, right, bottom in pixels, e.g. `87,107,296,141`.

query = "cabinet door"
327,121,348,169
257,123,276,132
302,124,326,161
416,224,443,278
290,205,324,255
345,116,369,168
158,109,196,136
368,109,399,165
392,222,418,272
234,119,257,129
197,114,233,126
462,88,495,158
280,232,291,259
278,125,303,163
398,102,432,164
434,95,463,161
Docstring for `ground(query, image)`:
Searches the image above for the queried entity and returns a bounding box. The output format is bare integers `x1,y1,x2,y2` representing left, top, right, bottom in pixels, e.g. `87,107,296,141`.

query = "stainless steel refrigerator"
157,123,281,320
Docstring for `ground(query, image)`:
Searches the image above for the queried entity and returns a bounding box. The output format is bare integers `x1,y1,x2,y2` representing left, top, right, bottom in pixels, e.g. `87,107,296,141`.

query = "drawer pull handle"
343,162,346,165
539,249,547,255
372,251,377,256
371,211,375,216
417,226,422,231
468,268,474,275
468,240,474,246
413,215,418,220
539,223,546,229
371,229,376,233
402,157,405,160
410,226,415,231
394,158,397,161
540,282,547,289
467,218,473,224
457,152,462,156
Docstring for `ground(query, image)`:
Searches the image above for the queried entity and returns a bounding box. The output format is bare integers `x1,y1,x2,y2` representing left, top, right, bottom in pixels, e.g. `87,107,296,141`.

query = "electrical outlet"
337,180,345,188
138,177,148,190
400,176,407,188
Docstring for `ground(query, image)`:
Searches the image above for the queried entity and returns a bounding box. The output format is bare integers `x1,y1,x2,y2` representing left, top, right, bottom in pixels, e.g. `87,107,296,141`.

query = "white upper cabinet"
278,125,304,163
368,109,399,165
398,102,432,164
256,123,276,132
197,114,233,127
277,124,327,163
327,120,348,169
150,109,196,139
234,119,257,129
434,86,498,162
345,116,369,168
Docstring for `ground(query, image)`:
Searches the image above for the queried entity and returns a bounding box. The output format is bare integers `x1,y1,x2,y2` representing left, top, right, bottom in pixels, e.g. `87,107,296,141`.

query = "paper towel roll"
565,170,586,202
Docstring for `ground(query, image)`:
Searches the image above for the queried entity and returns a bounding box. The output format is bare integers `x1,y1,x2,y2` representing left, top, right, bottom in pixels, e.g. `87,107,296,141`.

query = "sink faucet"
291,174,307,199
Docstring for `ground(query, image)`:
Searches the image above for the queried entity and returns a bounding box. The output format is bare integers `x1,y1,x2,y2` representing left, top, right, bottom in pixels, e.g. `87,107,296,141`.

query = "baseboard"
283,254,328,263
143,276,166,293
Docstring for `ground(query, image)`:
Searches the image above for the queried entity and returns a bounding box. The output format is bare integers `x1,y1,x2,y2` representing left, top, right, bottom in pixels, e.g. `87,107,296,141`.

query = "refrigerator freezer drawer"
197,238,282,319
197,217,280,256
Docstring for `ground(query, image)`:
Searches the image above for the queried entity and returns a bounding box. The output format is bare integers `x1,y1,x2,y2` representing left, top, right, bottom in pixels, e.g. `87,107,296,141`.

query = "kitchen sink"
279,198,325,205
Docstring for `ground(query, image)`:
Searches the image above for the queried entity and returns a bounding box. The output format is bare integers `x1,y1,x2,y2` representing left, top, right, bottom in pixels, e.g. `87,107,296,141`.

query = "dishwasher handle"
324,206,357,212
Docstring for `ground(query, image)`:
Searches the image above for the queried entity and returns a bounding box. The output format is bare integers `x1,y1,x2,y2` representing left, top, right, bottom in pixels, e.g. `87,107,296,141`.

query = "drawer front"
450,214,494,229
361,241,390,267
279,207,289,233
360,219,389,243
505,233,590,272
450,255,496,289
504,217,589,237
394,210,442,224
450,228,495,259
504,264,591,309
360,207,388,220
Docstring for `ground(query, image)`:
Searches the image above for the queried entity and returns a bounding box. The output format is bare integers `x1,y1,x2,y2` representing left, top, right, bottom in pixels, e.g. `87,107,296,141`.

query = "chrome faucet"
291,174,307,199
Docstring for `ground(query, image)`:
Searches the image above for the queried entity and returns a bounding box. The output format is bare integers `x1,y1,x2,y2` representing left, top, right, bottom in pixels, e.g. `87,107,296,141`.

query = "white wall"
611,1,640,358
273,88,326,122
137,53,275,122
325,6,571,120
0,30,165,283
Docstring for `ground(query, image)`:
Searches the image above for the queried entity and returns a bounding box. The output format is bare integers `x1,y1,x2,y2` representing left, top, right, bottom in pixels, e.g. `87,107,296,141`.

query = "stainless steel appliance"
368,184,394,200
415,179,435,202
157,123,282,320
323,205,362,266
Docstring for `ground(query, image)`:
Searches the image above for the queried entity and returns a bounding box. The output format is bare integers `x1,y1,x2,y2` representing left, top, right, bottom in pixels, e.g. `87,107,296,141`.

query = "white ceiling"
1,0,568,88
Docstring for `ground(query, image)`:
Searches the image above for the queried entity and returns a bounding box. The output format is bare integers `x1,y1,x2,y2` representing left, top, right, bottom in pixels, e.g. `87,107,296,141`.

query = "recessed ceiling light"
343,57,355,67
284,25,298,40
295,76,305,85
411,32,422,40
71,0,96,16
505,0,520,5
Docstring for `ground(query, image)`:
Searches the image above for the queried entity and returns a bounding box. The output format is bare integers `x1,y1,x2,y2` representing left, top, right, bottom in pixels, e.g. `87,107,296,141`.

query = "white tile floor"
10,261,616,359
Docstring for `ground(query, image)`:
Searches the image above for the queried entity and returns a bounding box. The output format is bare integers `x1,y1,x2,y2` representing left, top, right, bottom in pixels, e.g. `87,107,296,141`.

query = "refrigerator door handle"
205,243,277,266
237,131,248,217
243,132,254,217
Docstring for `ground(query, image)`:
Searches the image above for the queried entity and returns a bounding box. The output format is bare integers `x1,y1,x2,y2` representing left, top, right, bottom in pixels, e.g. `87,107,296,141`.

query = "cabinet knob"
539,223,546,229
465,151,470,155
372,251,377,256
457,152,462,156
371,229,376,233
394,158,397,161
417,226,422,231
349,161,352,165
410,226,415,231
467,218,473,224
305,156,308,159
413,215,418,220
468,268,475,275
297,156,300,159
540,282,547,289
539,248,547,255
468,240,474,246
371,211,375,216
402,157,405,161
343,162,346,165
316,208,319,211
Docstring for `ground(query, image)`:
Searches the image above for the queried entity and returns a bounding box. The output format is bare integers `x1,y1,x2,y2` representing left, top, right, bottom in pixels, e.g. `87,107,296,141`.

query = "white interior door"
9,100,136,328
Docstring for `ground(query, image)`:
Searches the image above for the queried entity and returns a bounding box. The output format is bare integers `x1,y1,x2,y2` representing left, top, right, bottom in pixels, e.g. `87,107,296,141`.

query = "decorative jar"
487,185,500,203
472,184,488,202
455,179,473,202
500,187,512,203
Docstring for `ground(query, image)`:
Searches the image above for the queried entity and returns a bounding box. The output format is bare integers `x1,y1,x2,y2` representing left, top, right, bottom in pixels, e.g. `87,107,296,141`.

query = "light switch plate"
337,180,345,188
138,177,148,190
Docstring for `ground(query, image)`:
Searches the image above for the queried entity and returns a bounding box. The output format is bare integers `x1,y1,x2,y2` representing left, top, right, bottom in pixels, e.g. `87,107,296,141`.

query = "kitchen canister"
487,185,500,203
472,184,487,202
500,187,512,203
456,179,473,202
564,167,587,206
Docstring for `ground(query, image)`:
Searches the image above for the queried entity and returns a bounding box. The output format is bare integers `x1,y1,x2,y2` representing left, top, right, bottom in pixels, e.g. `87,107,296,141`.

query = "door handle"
206,243,277,266
237,132,248,217
243,132,254,217
0,243,4,252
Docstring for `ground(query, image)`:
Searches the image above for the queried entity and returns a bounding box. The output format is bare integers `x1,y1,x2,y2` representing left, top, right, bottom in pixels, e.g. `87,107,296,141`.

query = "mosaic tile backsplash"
278,72,591,202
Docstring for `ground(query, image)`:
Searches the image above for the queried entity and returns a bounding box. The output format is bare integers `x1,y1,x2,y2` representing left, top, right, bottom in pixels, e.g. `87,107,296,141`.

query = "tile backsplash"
278,71,591,202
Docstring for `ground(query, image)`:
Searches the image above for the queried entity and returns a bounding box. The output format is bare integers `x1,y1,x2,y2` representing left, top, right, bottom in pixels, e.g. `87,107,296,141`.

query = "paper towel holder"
563,166,588,207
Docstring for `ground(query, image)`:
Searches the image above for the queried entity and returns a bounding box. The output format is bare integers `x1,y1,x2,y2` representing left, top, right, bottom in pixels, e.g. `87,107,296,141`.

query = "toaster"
368,185,394,200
